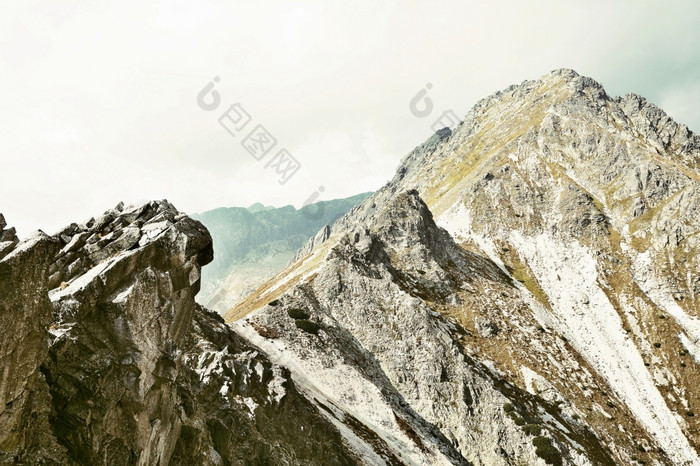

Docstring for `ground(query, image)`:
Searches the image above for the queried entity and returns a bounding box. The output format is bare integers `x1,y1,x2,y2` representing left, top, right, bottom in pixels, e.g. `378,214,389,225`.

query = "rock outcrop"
0,225,66,464
1,202,369,464
3,68,700,465
234,190,615,465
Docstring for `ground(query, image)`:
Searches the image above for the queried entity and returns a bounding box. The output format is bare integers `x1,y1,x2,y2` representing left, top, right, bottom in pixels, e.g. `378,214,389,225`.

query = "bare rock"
0,229,67,464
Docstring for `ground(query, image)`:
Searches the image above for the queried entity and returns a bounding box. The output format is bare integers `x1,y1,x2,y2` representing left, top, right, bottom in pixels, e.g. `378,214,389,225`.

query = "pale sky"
1,1,699,236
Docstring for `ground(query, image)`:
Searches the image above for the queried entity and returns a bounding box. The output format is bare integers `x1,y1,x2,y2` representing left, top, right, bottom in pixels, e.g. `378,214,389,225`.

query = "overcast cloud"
1,0,699,235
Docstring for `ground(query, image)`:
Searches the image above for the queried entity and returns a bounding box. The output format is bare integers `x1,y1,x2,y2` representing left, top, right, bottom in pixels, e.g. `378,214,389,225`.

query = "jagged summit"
231,70,700,465
48,199,213,298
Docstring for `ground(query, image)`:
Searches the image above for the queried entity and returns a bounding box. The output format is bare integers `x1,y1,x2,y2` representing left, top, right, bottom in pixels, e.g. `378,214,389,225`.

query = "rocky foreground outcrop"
0,202,367,464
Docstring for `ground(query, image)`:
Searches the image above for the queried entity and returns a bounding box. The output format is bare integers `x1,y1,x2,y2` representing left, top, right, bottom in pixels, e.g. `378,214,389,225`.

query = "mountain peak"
231,69,700,464
547,67,580,79
246,202,271,213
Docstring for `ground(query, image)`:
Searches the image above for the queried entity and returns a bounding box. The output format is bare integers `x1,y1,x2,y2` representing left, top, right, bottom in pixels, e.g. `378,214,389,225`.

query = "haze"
1,0,699,235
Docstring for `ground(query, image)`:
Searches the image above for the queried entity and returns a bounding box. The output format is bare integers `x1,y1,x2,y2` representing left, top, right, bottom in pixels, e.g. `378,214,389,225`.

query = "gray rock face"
232,69,700,465
0,213,20,261
0,228,67,464
1,202,367,464
234,191,613,465
4,68,700,465
44,200,214,464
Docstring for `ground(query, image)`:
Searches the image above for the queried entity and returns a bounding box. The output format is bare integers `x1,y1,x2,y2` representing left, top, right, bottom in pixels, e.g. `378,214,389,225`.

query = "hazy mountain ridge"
192,193,371,312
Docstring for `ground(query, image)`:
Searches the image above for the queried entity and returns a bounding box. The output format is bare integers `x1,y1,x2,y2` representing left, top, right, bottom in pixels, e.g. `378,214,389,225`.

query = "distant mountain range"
191,193,371,312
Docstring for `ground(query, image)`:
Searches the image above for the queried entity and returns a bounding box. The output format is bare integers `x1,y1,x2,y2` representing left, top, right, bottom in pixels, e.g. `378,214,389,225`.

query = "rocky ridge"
0,202,377,464
2,68,699,465
230,69,700,465
234,190,615,465
0,220,65,463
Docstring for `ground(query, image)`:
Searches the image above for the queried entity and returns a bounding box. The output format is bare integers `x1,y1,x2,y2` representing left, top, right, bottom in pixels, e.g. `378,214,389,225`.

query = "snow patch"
195,348,228,385
680,333,700,366
48,323,75,341
437,202,564,334
1,231,46,260
242,397,258,418
629,249,700,358
49,250,139,301
112,284,134,304
509,232,699,465
254,361,264,382
267,365,287,404
233,318,452,465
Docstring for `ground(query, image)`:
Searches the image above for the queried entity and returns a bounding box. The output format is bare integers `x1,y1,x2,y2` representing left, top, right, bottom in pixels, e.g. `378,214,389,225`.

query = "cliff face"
230,70,700,465
0,202,369,465
0,219,66,464
232,191,614,465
